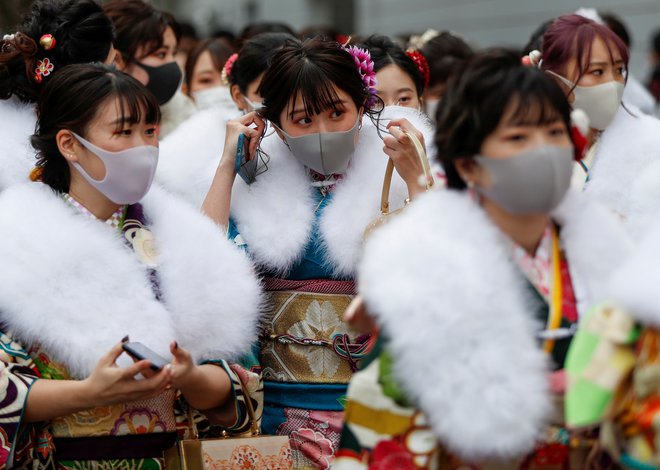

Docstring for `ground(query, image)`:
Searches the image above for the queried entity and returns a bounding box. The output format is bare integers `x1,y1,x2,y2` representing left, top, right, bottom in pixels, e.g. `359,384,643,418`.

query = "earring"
467,180,475,189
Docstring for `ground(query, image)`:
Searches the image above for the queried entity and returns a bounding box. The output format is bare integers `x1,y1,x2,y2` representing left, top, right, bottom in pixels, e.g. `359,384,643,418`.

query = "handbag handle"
185,369,261,439
380,131,434,216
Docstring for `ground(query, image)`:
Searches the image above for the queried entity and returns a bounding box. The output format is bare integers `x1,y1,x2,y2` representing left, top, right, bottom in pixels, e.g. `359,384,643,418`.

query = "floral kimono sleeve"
176,357,263,438
0,330,42,468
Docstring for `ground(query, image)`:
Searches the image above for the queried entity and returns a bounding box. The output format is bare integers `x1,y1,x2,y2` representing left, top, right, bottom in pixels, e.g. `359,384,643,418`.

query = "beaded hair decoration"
406,49,430,88
342,45,379,109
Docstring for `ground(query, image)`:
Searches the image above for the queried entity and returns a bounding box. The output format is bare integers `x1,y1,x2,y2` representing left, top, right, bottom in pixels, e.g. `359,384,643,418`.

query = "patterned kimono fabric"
1,202,261,469
335,224,609,470
230,186,370,469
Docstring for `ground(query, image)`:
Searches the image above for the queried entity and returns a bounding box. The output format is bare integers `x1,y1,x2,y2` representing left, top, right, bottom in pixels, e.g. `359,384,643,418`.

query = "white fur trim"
0,98,36,191
156,106,240,208
586,104,660,240
230,106,435,277
0,183,261,378
357,189,629,459
611,214,660,327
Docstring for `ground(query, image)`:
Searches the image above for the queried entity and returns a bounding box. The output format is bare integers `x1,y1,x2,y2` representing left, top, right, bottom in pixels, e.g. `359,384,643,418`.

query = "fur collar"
586,104,660,239
156,106,240,208
0,97,37,191
0,183,262,378
357,189,630,459
230,106,436,278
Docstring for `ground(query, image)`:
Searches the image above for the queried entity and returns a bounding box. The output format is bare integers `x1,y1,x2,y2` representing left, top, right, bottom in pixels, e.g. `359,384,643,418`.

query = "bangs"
111,73,161,130
287,64,344,120
573,27,629,77
503,93,564,127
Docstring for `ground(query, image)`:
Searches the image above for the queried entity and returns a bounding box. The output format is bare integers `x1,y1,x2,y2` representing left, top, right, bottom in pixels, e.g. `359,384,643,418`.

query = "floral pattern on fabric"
277,408,343,469
508,224,553,301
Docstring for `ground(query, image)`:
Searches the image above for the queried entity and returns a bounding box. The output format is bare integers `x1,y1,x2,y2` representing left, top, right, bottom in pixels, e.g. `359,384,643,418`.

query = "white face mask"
546,71,624,130
192,86,235,111
71,132,159,205
425,98,441,122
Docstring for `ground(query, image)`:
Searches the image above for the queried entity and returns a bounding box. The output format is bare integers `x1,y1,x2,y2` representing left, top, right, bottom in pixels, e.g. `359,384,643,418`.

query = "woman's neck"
68,173,121,221
481,197,550,256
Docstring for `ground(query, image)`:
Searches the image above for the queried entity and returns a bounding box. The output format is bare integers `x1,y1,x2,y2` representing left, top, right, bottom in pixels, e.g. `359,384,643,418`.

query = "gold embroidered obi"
259,291,366,384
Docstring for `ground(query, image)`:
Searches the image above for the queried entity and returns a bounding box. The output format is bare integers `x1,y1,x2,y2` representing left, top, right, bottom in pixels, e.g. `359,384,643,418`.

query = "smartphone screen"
122,342,170,371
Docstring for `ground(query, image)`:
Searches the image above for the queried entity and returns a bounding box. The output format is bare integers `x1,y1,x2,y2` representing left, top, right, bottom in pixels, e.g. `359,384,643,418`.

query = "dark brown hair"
361,34,425,96
436,49,572,190
184,37,234,89
229,32,293,94
0,0,113,102
258,37,369,126
32,63,161,193
103,0,181,62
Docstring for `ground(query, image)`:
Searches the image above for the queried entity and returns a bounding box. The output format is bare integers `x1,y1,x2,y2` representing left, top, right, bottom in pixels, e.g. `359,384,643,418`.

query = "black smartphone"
235,133,259,185
122,342,170,371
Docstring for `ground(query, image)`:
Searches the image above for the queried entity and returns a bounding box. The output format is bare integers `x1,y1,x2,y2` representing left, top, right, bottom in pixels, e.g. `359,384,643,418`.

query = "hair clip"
406,49,430,88
39,34,56,51
34,58,54,83
221,53,238,86
522,50,543,68
342,45,379,109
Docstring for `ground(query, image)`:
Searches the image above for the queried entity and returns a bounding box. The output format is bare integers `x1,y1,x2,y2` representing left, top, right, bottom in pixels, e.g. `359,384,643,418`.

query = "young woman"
202,37,435,468
335,50,631,469
183,37,235,110
0,63,262,468
0,0,114,192
104,0,194,137
418,30,474,121
539,14,660,239
360,35,428,110
155,32,294,208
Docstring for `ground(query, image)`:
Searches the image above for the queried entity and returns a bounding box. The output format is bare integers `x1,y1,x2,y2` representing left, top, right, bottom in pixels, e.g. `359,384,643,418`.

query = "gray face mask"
473,144,573,214
275,117,360,175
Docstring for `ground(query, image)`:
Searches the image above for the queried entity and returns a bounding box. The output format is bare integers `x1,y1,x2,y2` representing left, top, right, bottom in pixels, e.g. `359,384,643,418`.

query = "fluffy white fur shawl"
156,105,240,208
586,104,660,240
229,105,436,278
0,97,36,192
358,189,631,460
0,183,262,379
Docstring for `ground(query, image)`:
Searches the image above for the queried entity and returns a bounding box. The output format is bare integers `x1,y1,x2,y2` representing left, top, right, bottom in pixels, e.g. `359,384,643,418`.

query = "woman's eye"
146,127,158,136
398,96,411,103
330,110,344,118
617,67,627,76
296,117,312,125
116,129,132,136
591,69,603,76
550,127,566,137
506,133,526,142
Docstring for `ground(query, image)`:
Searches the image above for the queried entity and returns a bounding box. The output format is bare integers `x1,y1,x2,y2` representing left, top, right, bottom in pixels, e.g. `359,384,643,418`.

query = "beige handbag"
364,131,434,239
164,380,292,470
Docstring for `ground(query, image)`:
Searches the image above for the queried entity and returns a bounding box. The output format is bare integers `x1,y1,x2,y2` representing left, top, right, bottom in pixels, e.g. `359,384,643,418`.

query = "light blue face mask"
274,117,360,176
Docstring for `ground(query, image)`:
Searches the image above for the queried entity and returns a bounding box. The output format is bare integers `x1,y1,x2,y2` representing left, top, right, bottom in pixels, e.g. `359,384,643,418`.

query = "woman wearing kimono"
202,37,434,468
335,50,632,469
0,64,263,468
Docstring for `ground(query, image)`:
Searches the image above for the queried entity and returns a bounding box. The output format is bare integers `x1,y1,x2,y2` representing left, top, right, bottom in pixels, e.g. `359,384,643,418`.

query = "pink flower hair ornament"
342,45,379,109
221,52,238,86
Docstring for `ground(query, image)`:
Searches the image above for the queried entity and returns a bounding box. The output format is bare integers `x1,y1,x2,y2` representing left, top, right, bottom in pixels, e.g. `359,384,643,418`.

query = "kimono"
335,188,632,469
0,182,263,468
0,97,37,192
226,106,435,469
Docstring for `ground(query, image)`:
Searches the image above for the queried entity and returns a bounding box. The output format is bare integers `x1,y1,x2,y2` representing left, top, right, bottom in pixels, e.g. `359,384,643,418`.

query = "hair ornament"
408,29,440,51
522,50,542,68
342,45,379,108
29,166,43,182
2,33,16,41
221,52,238,86
34,58,54,83
406,49,430,88
39,34,56,51
570,109,589,161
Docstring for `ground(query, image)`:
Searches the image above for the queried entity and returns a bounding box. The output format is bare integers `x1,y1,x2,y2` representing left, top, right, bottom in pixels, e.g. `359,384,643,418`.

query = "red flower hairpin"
406,49,430,89
221,53,238,86
34,58,54,83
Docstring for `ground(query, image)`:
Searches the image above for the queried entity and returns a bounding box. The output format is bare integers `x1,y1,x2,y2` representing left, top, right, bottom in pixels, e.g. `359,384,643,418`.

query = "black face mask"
136,61,182,105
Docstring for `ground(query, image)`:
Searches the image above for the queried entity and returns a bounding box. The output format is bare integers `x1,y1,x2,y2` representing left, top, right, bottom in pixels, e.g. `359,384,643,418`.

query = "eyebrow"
588,60,625,67
396,87,414,93
291,99,347,117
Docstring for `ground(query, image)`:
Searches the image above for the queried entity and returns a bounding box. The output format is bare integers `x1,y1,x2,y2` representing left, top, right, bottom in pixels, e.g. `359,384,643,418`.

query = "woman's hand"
203,112,266,228
80,342,173,408
383,118,429,200
218,111,266,175
169,341,196,390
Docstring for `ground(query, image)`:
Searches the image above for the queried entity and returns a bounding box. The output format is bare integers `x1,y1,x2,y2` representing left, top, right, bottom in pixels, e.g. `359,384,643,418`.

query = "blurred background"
2,0,659,78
